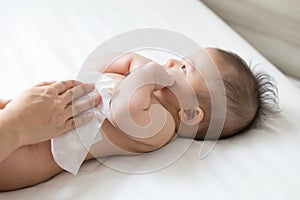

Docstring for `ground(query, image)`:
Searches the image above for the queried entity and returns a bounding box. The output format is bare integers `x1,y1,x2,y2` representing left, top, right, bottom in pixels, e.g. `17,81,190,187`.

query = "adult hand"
0,80,101,147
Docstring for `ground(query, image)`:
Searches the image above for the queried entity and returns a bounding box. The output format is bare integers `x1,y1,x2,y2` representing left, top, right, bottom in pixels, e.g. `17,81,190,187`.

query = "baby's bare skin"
1,48,216,191
0,53,177,191
0,48,264,191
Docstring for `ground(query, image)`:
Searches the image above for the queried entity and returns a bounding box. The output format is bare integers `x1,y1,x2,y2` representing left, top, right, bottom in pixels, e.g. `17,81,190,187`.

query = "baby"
0,48,278,191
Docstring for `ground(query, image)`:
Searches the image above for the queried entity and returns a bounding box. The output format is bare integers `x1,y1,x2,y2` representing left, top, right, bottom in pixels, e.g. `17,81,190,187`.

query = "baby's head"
159,47,279,140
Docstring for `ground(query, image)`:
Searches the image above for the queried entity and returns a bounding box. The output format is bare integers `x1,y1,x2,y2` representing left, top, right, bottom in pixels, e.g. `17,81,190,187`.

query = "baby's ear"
178,107,204,126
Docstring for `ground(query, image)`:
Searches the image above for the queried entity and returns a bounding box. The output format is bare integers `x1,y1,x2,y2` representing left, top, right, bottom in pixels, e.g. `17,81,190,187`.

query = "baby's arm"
109,63,176,152
87,62,177,155
105,53,153,74
85,52,153,75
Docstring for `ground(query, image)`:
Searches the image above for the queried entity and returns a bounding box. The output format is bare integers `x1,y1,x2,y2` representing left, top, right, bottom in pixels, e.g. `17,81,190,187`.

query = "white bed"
1,0,300,199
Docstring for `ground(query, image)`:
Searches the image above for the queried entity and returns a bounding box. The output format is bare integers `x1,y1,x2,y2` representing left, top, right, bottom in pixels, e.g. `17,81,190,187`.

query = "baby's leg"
0,141,66,191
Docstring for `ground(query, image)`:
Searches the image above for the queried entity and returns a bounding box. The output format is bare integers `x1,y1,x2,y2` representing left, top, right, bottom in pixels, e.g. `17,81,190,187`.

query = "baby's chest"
104,73,124,87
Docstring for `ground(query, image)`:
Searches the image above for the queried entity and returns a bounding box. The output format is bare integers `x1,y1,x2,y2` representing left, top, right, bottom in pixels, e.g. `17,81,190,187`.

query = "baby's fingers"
165,76,175,87
155,74,175,89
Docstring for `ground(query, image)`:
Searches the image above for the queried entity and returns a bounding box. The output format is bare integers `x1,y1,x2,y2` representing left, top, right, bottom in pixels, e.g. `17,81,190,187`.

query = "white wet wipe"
51,71,115,175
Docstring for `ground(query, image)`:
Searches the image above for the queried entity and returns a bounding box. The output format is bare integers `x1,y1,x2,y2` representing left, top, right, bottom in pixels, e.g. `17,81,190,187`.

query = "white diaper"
51,71,115,175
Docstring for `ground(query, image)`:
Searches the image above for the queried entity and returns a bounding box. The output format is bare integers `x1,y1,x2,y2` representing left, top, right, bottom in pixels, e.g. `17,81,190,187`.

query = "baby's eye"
181,65,187,73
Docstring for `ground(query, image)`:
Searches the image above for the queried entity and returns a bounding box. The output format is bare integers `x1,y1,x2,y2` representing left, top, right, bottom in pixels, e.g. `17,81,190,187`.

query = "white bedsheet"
288,76,300,90
1,0,300,199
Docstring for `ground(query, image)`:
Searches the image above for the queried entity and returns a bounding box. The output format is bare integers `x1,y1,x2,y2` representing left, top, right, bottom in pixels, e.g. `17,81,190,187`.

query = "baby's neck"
152,90,181,132
153,90,198,139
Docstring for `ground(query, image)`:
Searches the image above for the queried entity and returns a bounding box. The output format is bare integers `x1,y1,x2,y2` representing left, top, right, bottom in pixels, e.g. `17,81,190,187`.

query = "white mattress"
288,76,300,90
1,0,300,199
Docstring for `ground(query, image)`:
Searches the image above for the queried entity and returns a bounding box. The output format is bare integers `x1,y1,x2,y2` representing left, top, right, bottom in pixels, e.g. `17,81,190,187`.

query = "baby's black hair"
238,64,280,133
195,48,279,140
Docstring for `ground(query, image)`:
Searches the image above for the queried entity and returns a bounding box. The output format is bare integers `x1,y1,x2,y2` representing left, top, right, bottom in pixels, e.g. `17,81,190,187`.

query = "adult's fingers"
63,112,94,133
51,80,77,94
60,83,95,104
63,95,101,120
35,80,57,87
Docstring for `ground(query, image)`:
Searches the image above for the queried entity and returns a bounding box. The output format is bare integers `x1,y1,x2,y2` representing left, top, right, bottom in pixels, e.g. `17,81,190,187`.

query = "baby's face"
152,57,204,119
159,50,213,106
165,57,203,94
161,48,222,104
153,49,224,138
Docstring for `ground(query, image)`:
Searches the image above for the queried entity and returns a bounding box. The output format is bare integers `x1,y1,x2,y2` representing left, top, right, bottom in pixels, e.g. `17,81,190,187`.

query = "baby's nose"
166,59,181,68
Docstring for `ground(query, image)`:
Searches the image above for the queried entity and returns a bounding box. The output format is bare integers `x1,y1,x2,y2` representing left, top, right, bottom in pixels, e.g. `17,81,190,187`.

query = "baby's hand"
141,62,175,90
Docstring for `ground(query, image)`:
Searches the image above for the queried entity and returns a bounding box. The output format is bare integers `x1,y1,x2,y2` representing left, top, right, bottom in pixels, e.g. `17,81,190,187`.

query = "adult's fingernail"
88,83,95,90
94,95,101,104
